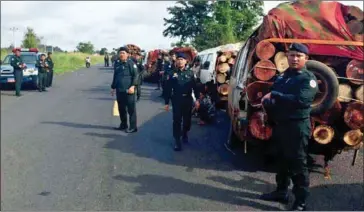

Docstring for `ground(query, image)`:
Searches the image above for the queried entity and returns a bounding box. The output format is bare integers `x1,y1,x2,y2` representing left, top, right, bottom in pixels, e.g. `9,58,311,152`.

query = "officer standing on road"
164,53,199,151
155,53,164,92
10,49,25,97
104,53,110,67
162,51,176,98
36,54,49,92
134,52,145,101
260,43,318,211
111,47,139,133
46,52,54,87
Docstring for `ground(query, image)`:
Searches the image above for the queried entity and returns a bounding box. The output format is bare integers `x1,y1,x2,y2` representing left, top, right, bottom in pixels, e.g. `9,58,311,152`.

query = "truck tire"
306,60,339,115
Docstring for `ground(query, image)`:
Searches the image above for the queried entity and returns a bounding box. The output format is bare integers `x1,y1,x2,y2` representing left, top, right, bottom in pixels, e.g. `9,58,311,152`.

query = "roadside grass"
1,49,104,75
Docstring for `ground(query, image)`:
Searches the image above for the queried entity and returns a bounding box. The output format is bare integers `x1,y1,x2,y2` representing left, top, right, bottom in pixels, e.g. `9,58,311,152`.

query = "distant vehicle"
85,57,91,68
0,48,41,88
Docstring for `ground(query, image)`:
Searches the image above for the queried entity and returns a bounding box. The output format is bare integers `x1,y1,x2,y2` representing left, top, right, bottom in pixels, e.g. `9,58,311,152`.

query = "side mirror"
203,61,210,69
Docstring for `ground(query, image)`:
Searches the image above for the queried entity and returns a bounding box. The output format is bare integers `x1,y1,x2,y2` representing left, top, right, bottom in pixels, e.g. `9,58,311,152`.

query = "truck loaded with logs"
226,0,363,177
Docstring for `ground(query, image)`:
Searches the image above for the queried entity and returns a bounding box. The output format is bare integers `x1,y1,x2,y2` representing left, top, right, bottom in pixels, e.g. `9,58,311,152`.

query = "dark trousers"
137,79,142,99
172,95,193,141
38,72,47,90
47,69,53,87
273,119,310,204
104,59,109,67
116,92,137,129
14,70,23,96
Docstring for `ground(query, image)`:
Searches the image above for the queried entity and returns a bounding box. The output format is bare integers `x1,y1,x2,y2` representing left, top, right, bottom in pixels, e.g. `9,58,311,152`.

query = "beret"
289,43,309,55
118,47,129,53
176,52,187,60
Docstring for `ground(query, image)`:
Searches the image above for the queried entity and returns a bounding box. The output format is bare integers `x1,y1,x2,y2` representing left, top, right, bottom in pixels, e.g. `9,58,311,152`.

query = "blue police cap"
118,46,129,53
289,43,309,55
176,52,187,60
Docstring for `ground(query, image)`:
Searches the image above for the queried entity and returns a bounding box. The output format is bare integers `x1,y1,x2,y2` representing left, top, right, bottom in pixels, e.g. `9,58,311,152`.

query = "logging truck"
226,0,363,176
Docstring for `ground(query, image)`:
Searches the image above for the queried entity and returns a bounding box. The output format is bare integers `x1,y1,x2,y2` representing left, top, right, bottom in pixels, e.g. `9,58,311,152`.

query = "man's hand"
164,105,169,111
128,86,135,94
111,89,115,96
261,92,271,103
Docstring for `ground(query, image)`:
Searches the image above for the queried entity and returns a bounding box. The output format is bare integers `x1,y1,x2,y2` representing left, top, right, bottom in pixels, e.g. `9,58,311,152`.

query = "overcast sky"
1,1,363,52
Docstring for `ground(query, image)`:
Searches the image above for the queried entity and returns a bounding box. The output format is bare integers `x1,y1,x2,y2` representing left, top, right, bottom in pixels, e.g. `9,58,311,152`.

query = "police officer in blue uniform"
111,47,139,133
164,53,199,151
260,43,318,211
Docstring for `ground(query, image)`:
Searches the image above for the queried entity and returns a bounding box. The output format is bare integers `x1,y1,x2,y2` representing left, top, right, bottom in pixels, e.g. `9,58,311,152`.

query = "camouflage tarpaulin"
257,0,363,61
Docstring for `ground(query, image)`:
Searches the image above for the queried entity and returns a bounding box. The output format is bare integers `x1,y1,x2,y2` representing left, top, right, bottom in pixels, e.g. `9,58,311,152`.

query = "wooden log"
246,81,273,106
313,125,335,145
338,84,353,102
218,84,229,95
228,58,235,65
248,111,273,141
253,60,277,81
219,55,227,63
344,102,364,130
347,6,364,21
256,40,276,60
217,63,230,73
347,20,364,35
216,73,226,84
343,129,363,146
274,52,289,73
346,59,364,85
355,85,363,102
318,100,342,124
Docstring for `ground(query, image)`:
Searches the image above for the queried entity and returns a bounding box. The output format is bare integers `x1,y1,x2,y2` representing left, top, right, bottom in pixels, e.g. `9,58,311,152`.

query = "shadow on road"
41,121,113,130
113,174,281,210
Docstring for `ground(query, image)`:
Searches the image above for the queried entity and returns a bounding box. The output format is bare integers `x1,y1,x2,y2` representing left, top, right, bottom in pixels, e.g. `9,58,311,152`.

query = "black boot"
290,202,307,211
126,128,138,133
174,139,182,151
182,132,188,143
114,124,127,131
260,190,289,204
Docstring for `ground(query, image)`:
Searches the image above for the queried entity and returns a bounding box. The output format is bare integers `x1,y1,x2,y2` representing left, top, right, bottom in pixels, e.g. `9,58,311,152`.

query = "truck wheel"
306,60,339,115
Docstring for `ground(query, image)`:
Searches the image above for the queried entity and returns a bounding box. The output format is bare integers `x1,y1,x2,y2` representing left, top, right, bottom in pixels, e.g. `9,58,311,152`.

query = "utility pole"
9,27,19,47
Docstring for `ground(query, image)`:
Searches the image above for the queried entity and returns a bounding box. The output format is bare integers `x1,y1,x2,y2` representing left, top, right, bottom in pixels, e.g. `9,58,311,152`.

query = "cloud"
1,1,363,52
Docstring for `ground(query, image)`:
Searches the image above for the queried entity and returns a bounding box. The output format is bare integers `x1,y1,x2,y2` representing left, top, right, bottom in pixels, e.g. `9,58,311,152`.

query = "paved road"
1,65,363,210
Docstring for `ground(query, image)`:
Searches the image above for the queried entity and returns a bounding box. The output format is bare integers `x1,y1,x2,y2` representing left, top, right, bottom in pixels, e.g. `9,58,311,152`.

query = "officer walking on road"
162,51,176,98
164,53,199,151
36,54,49,92
46,52,54,87
111,47,139,133
10,49,25,97
260,43,318,211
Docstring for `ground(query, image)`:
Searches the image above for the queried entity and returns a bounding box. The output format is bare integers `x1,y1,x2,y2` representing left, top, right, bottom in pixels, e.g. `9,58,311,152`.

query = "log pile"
245,38,363,149
343,5,364,42
215,51,238,97
125,44,141,58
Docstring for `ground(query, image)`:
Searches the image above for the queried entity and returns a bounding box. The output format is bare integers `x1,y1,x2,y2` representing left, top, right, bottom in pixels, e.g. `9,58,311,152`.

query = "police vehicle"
0,48,40,88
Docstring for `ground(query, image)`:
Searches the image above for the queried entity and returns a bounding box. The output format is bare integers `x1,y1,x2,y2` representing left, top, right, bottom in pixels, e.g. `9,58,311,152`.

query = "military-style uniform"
10,54,24,96
46,56,54,87
165,57,199,150
155,58,164,90
261,43,318,210
104,54,110,67
111,58,139,131
162,60,175,98
35,59,49,91
133,57,144,101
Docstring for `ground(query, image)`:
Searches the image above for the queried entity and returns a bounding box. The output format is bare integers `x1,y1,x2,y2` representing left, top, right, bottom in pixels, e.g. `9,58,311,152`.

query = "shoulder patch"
309,80,317,88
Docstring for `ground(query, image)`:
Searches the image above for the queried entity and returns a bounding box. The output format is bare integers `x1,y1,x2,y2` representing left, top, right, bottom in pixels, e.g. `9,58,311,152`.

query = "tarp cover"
257,0,363,61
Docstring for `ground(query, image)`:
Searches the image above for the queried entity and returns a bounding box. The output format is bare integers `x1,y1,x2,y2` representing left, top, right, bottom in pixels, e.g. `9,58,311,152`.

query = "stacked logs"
245,38,363,149
215,51,238,98
125,44,141,58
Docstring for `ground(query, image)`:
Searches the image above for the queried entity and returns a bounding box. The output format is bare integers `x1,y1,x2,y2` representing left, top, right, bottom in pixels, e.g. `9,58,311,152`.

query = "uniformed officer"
260,43,318,211
131,53,145,101
164,53,199,151
155,53,164,91
46,52,54,87
10,49,25,97
36,54,49,92
162,52,176,98
111,47,139,133
104,53,110,67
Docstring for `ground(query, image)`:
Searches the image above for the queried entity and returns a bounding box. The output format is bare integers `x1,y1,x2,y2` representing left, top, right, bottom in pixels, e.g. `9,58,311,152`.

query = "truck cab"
0,48,40,88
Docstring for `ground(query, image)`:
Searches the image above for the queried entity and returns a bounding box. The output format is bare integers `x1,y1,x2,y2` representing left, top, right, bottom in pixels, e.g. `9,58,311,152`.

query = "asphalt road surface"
1,64,363,211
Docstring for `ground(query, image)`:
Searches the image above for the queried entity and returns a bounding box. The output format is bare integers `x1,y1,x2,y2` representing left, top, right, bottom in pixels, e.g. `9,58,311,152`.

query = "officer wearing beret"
164,53,199,151
35,53,49,92
260,43,318,211
46,52,54,87
111,47,139,133
10,49,25,97
162,52,176,98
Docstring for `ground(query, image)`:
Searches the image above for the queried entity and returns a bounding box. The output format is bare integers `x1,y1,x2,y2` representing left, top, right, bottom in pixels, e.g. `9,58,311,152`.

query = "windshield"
1,54,37,65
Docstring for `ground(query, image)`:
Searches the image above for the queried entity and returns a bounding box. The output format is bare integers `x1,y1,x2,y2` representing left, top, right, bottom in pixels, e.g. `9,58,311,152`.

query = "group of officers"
110,43,318,211
10,49,54,96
